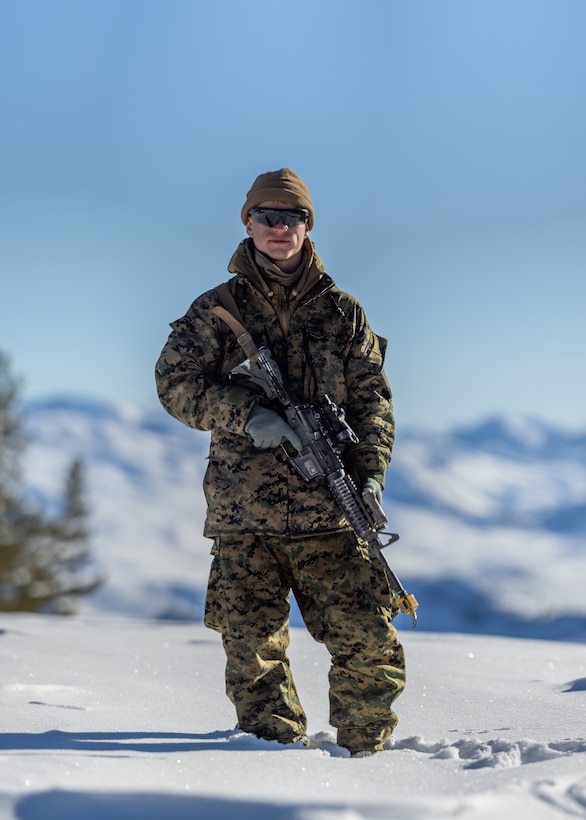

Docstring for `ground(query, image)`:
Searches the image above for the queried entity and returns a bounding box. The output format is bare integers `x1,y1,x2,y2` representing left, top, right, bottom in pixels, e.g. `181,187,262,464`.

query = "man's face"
246,200,309,271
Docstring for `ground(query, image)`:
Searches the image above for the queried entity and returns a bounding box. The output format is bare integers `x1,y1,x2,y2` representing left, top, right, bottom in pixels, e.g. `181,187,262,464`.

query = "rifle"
212,288,419,627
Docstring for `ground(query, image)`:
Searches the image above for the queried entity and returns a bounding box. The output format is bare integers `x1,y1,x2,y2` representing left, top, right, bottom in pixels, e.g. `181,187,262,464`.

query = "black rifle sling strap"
211,283,260,362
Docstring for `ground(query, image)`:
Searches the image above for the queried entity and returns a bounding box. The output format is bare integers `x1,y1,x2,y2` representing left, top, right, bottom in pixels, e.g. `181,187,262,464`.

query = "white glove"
362,477,383,508
245,406,302,450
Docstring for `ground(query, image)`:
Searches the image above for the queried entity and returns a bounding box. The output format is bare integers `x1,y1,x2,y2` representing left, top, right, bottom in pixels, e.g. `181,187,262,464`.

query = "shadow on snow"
0,729,299,754
15,789,375,820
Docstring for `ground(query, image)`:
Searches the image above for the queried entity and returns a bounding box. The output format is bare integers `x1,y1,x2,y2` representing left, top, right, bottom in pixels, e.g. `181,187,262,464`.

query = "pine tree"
0,352,102,613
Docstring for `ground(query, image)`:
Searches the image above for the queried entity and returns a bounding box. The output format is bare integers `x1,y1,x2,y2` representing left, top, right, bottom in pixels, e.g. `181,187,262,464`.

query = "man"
155,168,405,756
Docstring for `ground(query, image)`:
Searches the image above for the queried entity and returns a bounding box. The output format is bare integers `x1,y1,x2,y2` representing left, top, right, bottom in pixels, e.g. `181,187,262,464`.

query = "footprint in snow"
391,735,586,769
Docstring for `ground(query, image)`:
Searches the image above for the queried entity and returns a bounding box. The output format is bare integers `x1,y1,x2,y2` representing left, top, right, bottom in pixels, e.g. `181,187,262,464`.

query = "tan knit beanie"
241,168,314,230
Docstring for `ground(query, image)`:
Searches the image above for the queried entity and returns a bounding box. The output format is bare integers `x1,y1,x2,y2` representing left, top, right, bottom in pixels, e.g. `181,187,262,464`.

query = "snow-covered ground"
1,614,585,819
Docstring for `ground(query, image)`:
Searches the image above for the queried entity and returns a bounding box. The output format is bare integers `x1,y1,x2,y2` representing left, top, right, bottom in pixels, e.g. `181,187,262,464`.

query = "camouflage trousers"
204,530,406,754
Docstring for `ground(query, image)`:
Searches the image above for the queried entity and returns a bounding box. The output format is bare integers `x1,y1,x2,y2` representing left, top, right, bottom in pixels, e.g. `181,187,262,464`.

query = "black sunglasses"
248,207,309,228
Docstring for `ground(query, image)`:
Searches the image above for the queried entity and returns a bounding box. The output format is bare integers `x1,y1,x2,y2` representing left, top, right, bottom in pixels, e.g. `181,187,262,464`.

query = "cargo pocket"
203,540,229,633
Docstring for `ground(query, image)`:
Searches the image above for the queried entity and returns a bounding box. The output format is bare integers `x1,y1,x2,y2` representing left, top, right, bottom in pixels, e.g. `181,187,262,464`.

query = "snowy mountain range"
21,396,586,640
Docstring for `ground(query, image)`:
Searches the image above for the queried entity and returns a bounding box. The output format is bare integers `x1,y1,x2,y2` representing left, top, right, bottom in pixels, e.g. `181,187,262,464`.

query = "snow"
20,397,586,639
3,396,585,817
1,615,586,819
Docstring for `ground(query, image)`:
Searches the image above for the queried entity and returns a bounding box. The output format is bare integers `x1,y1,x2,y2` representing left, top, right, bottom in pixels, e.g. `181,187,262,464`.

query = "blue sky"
1,0,585,430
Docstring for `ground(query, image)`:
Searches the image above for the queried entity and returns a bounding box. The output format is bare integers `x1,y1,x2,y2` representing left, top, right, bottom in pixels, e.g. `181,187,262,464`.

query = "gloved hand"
245,405,302,451
362,477,383,508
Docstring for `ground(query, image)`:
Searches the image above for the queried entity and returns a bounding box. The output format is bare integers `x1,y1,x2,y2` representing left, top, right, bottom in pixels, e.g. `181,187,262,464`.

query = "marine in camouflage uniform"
155,168,405,756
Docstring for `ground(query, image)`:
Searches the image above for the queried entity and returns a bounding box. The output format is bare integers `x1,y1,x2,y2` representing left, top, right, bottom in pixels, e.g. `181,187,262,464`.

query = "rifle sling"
211,283,260,362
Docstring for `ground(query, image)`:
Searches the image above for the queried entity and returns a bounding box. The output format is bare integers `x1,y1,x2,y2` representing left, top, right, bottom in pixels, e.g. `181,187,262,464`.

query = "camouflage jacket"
155,238,395,538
